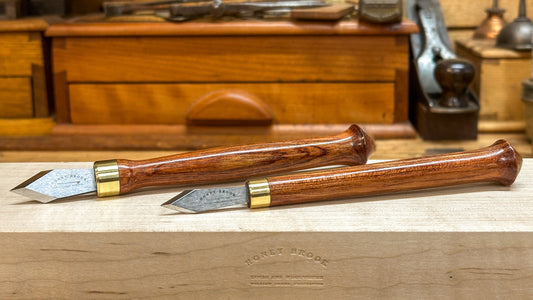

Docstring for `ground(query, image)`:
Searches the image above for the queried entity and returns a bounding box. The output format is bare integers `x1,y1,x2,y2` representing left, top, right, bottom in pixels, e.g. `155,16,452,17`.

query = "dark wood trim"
52,69,70,123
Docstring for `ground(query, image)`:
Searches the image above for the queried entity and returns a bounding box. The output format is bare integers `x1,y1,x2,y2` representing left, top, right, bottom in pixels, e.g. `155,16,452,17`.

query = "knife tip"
161,191,199,214
161,186,249,214
11,168,96,203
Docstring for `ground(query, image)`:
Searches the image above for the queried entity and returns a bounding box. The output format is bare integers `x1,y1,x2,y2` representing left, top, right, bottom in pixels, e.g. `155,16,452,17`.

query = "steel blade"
161,186,248,213
11,169,96,203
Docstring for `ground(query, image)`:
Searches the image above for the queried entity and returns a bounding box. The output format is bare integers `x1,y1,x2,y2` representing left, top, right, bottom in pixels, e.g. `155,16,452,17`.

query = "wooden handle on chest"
115,124,374,194
264,140,522,207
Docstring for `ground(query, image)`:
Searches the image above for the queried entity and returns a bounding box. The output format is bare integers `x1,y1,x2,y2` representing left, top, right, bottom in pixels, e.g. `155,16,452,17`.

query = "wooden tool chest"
456,38,532,133
41,18,417,149
0,18,54,135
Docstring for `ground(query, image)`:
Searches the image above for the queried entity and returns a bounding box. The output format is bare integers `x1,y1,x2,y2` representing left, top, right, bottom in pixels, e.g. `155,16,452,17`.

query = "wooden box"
456,39,532,132
0,18,54,135
43,18,418,149
1,159,533,298
0,19,49,117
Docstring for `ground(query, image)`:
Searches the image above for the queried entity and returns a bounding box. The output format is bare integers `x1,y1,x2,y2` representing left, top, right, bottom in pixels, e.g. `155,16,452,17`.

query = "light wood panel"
1,160,531,232
0,118,55,135
2,232,533,299
0,18,49,32
53,35,408,83
0,78,33,117
1,160,533,298
456,39,531,131
0,32,43,76
68,83,396,124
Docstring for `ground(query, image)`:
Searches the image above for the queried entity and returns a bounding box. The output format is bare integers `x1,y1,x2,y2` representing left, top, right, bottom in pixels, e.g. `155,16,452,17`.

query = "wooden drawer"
0,77,33,118
0,31,43,77
40,20,419,148
0,20,51,119
53,35,407,83
69,82,396,125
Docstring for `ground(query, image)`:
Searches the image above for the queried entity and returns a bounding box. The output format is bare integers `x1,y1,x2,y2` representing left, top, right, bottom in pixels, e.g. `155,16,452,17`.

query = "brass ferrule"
247,178,271,209
93,159,120,197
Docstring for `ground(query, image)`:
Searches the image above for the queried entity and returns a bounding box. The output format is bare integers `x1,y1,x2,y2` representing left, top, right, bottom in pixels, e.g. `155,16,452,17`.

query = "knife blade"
162,140,522,213
11,124,374,203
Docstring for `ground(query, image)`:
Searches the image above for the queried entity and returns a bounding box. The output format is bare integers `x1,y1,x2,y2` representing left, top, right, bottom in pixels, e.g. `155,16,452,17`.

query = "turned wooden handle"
116,124,374,194
265,140,522,207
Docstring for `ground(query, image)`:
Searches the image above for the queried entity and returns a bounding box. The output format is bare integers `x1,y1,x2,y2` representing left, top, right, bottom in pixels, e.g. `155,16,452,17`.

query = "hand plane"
406,0,480,140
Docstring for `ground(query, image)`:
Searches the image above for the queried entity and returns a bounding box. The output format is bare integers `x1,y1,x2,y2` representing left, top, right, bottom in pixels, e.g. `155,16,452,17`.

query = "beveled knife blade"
11,124,374,203
162,140,522,213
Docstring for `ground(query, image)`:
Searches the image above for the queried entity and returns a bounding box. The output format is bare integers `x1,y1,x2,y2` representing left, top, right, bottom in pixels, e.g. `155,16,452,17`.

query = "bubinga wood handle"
263,140,522,207
115,124,374,194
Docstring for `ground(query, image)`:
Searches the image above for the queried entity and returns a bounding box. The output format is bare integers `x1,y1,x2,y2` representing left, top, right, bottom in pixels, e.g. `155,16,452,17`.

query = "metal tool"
473,0,507,39
496,0,532,50
103,0,209,17
406,0,479,140
358,0,403,24
0,0,21,20
11,125,374,203
166,0,328,21
290,3,354,21
162,140,522,213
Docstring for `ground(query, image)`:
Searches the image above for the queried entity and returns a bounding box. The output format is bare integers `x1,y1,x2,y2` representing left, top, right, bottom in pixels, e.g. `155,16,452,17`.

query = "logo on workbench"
244,247,328,268
245,247,328,288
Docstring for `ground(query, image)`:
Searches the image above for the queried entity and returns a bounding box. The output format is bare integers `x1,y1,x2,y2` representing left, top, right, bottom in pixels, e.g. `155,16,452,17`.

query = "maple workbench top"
1,159,533,299
1,159,532,233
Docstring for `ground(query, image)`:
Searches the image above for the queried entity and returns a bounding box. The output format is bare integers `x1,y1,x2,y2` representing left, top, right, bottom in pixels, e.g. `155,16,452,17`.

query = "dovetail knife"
162,140,522,213
11,125,374,203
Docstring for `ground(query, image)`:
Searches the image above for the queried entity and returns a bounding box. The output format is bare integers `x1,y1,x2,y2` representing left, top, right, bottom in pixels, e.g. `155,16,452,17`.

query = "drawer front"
54,35,408,83
0,32,43,77
69,82,396,124
0,77,33,118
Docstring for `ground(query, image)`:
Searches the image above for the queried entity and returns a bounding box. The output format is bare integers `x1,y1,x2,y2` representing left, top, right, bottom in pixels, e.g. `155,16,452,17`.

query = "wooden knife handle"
264,140,522,207
115,124,374,194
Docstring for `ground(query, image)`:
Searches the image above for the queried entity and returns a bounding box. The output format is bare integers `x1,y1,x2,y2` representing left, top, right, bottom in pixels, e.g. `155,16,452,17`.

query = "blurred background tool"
406,0,479,140
496,0,532,50
473,0,507,39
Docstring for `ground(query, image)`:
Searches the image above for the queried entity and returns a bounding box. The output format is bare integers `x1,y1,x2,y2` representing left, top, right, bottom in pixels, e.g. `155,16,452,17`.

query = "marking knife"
162,140,522,213
11,125,374,203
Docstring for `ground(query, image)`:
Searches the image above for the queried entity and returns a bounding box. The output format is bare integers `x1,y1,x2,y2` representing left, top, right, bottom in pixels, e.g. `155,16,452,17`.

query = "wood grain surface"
0,118,55,135
267,140,522,207
0,18,49,32
116,125,374,194
0,123,417,150
53,35,407,83
186,89,274,126
1,160,533,298
45,19,418,36
2,232,533,299
456,39,531,129
0,31,43,76
1,160,532,232
0,78,33,118
68,82,397,125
